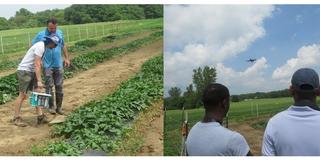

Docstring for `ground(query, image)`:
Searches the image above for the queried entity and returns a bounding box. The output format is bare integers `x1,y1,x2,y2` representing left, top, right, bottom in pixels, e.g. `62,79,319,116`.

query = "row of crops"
0,26,161,72
0,18,162,55
0,31,163,104
31,55,163,156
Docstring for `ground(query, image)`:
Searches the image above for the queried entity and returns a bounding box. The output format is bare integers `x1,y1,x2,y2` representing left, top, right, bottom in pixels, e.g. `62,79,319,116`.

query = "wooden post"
0,36,4,54
103,24,105,35
66,27,70,42
256,104,259,118
86,26,89,38
95,24,97,37
28,32,31,46
78,26,81,40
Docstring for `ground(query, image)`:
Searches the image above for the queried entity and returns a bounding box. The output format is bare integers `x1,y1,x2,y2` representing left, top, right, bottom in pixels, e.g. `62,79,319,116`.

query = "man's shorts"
17,70,38,93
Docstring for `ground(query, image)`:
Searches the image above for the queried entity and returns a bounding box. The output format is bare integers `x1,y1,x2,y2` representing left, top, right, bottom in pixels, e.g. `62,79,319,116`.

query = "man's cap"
44,34,60,45
291,68,320,90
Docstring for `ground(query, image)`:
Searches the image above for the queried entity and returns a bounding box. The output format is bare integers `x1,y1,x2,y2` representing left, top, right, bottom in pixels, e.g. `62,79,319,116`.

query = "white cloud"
164,5,274,95
272,44,320,81
216,57,269,94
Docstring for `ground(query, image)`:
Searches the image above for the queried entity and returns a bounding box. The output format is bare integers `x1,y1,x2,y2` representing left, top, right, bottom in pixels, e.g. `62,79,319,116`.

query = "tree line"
164,66,217,110
164,66,290,110
0,5,163,31
231,89,290,102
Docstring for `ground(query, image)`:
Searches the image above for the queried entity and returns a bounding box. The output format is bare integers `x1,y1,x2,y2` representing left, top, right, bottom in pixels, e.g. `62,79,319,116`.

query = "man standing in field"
14,35,60,127
262,68,320,156
32,18,70,115
186,83,252,156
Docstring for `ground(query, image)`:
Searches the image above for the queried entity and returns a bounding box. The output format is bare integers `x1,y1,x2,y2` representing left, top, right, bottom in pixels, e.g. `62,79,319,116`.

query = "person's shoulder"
227,131,250,156
229,130,245,141
268,108,290,124
34,41,44,47
56,29,64,35
37,30,46,35
190,122,201,129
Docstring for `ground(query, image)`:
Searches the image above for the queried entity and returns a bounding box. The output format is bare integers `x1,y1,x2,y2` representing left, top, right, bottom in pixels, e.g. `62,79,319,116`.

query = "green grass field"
164,97,301,156
0,18,162,55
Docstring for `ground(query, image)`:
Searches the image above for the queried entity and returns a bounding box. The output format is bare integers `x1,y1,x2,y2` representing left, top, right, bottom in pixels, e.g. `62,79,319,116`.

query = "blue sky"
224,5,320,74
164,5,320,95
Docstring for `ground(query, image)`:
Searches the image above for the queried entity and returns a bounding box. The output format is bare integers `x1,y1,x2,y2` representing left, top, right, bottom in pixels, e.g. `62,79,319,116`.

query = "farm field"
0,18,162,77
0,29,160,78
0,18,162,55
0,20,163,155
0,26,162,104
164,97,320,156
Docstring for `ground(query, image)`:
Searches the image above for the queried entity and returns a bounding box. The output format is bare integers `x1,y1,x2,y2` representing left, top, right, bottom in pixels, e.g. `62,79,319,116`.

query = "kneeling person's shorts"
17,70,38,93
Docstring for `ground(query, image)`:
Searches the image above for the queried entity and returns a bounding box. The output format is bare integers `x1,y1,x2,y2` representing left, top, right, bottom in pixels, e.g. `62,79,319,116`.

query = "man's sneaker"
37,114,49,125
13,116,27,127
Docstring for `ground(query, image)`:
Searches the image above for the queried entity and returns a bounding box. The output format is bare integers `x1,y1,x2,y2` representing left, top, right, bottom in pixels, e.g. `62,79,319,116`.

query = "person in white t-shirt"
13,35,60,127
262,68,320,156
186,83,252,156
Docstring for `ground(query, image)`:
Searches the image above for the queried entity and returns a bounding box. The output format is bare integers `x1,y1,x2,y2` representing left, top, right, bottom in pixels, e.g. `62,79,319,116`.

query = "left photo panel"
0,4,163,156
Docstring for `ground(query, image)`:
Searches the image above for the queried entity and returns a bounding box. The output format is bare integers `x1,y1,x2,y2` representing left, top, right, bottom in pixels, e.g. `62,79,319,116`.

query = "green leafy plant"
38,55,163,155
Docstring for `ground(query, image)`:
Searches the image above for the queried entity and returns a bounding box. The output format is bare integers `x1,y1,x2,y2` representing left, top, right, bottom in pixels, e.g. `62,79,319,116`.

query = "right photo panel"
164,5,320,156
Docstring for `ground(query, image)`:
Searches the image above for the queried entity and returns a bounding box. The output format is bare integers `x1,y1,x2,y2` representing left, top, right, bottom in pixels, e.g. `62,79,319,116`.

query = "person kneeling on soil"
13,35,60,127
186,83,252,156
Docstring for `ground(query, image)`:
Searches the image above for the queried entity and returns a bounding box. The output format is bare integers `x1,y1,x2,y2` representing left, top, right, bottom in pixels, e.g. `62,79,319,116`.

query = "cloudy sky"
164,5,320,96
0,5,70,19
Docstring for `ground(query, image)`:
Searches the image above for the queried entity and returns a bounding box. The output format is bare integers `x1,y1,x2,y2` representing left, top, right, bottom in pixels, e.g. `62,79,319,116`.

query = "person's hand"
35,87,41,93
37,81,44,89
64,59,71,67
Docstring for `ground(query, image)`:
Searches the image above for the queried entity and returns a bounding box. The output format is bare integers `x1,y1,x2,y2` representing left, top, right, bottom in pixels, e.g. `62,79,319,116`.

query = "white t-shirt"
17,41,45,72
262,106,320,156
186,121,250,156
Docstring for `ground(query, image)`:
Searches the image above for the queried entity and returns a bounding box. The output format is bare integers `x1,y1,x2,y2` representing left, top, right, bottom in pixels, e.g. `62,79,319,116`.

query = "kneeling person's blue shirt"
32,29,65,69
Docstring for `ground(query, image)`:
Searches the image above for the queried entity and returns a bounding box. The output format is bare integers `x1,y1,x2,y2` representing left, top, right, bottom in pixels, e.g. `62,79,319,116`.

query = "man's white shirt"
17,41,45,72
262,105,320,156
186,121,250,156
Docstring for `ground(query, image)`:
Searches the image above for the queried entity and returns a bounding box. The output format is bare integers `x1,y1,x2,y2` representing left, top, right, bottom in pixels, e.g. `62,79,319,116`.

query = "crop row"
0,31,162,105
0,27,159,72
32,55,163,156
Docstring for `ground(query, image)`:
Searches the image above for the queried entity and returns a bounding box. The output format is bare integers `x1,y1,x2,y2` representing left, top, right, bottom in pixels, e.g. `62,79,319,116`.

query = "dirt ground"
0,30,155,78
0,39,163,155
229,116,270,156
113,100,163,156
135,101,163,156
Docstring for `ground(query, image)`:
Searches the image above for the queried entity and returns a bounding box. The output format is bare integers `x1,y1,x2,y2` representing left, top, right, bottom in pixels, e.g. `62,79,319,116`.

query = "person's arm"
229,133,251,156
59,31,70,67
34,56,43,89
62,45,70,67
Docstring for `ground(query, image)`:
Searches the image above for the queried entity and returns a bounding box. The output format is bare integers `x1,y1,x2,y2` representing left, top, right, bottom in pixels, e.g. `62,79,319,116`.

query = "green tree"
120,5,145,20
140,5,163,19
0,5,162,30
167,87,183,109
231,95,240,102
192,66,217,106
16,8,33,17
183,84,198,109
0,17,10,31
